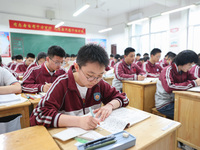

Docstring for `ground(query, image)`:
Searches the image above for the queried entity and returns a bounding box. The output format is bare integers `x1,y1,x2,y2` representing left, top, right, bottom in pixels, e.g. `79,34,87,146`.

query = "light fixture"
161,4,195,15
127,18,149,26
98,28,112,33
55,21,64,28
73,4,90,17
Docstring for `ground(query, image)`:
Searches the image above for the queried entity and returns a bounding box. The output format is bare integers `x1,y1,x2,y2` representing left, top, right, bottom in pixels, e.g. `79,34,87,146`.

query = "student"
135,53,141,62
143,48,162,78
114,54,121,65
0,67,21,94
62,53,72,72
155,50,200,119
159,52,176,68
135,58,144,69
29,44,129,129
10,55,23,70
22,46,66,93
7,55,16,68
109,54,115,68
0,56,19,80
112,47,146,91
27,52,47,70
14,53,35,75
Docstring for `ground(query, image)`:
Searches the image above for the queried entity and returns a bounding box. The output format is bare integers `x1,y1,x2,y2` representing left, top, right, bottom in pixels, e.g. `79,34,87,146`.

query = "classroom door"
111,44,117,55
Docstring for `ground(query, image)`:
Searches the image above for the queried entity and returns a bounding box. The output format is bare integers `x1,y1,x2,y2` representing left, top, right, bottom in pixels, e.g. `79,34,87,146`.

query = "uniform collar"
147,60,155,67
44,62,56,74
172,63,179,74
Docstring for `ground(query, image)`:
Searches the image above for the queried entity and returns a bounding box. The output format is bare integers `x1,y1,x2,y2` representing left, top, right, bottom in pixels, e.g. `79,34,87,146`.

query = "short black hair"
65,53,70,58
36,52,47,62
173,50,198,66
77,44,109,68
26,53,35,59
165,51,173,57
136,53,141,56
120,55,124,60
0,55,2,65
11,56,16,60
144,56,150,62
110,54,114,57
47,45,66,58
15,55,23,60
71,54,76,58
139,58,144,61
150,48,162,56
124,47,135,56
167,52,176,60
143,53,149,57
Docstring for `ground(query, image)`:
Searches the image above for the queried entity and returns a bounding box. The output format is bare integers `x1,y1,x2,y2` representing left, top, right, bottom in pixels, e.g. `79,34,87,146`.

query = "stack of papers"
0,94,27,106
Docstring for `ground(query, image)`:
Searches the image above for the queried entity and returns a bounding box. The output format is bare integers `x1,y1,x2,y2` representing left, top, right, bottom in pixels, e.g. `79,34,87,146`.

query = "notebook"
0,94,21,104
99,107,151,133
187,86,200,92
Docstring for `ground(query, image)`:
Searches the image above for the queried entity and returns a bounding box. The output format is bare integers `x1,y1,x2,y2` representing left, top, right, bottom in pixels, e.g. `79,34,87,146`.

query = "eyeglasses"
80,68,102,82
49,57,63,66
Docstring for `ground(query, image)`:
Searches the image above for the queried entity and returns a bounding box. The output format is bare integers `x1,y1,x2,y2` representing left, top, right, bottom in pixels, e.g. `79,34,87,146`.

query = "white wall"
0,12,108,64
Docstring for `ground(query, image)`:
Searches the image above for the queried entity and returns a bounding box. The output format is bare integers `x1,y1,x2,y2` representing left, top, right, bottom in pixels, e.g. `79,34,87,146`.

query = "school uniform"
27,62,38,71
189,65,200,79
22,63,66,93
9,63,17,70
14,61,28,75
7,62,13,68
155,63,197,118
0,67,18,86
143,60,162,78
159,58,168,68
109,59,114,68
112,59,146,91
29,65,129,127
135,61,142,69
1,64,19,80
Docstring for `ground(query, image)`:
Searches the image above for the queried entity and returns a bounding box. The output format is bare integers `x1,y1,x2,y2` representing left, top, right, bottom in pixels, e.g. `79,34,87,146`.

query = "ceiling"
0,0,199,22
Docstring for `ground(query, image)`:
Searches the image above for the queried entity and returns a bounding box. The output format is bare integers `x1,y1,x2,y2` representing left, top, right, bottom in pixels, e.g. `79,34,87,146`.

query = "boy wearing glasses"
142,48,162,78
30,44,129,130
22,46,66,93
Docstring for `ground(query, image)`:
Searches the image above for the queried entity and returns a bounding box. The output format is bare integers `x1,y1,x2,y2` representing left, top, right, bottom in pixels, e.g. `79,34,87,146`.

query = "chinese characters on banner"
0,32,10,57
9,20,86,35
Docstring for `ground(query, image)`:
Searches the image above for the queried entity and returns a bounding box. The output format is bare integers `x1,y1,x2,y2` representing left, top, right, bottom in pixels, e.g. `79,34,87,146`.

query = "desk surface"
48,107,181,150
122,80,157,85
0,126,60,150
0,100,30,111
173,91,200,99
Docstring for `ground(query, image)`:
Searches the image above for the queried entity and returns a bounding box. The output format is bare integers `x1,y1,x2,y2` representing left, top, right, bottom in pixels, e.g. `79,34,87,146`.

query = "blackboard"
10,32,85,56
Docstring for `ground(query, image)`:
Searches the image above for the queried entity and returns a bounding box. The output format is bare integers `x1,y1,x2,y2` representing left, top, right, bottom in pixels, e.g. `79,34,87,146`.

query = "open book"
100,107,151,133
187,86,200,92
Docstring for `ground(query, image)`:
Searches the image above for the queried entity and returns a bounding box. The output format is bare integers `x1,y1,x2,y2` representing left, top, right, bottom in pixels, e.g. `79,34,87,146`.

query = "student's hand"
93,104,113,121
79,116,100,130
43,83,52,93
138,75,145,81
195,78,200,86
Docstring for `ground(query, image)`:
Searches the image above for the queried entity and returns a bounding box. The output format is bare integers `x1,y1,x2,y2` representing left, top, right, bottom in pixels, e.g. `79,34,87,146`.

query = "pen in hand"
89,107,95,117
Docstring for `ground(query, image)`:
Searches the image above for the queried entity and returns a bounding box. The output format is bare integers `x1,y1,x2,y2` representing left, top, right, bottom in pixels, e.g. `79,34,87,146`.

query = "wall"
0,12,108,64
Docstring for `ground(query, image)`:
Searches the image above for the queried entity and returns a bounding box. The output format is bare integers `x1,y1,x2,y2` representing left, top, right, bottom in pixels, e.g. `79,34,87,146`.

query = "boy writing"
30,44,129,130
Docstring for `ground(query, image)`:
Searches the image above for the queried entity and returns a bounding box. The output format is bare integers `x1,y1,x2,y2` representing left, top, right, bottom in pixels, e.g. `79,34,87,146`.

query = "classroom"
0,0,200,150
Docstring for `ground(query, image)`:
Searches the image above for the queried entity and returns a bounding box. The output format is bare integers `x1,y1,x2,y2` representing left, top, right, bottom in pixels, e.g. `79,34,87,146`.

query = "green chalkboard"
10,32,85,56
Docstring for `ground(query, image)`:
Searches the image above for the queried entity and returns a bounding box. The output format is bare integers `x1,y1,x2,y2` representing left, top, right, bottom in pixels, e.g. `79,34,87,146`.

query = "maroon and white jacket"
112,59,146,91
22,63,66,93
14,61,28,75
29,66,129,128
189,65,200,79
155,63,197,109
143,60,162,78
1,64,19,80
27,62,38,71
109,59,114,68
135,61,142,69
159,58,168,69
9,63,17,70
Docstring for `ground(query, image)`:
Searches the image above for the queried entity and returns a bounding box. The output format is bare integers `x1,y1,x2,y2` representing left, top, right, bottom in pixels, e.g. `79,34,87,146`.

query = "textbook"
99,107,151,133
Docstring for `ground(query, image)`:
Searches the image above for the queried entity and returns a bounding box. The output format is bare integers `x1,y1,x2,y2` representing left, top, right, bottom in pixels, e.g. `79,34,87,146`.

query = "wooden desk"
48,107,181,150
103,76,114,85
0,101,31,128
174,91,200,150
29,98,41,109
122,80,157,113
0,126,60,150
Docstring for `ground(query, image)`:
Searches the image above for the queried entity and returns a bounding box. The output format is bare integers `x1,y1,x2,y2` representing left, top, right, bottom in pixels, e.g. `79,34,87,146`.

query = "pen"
89,107,95,117
85,139,116,150
24,93,30,99
26,94,35,100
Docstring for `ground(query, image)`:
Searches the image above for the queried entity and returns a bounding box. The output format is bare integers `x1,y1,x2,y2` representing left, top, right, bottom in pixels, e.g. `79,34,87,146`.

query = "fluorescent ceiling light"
73,4,90,17
127,18,149,25
98,28,112,33
161,5,195,15
55,21,64,28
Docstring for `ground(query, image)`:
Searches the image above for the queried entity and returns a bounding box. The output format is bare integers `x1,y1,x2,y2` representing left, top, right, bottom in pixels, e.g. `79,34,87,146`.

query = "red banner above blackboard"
9,20,86,35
